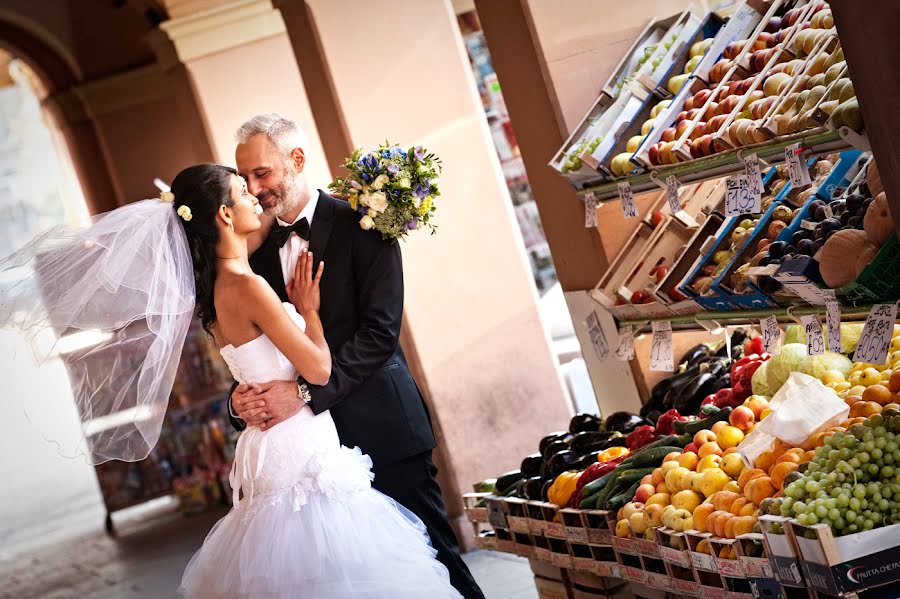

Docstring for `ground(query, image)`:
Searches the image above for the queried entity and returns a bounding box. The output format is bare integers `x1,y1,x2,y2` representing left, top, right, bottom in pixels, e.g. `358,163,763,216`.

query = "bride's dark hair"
170,163,237,335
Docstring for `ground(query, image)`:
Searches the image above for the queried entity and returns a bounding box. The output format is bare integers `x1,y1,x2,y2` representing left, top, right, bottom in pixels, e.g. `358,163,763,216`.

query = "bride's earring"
229,221,235,232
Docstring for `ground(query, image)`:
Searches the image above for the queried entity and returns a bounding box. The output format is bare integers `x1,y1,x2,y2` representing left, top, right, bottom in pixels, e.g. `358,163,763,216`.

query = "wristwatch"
297,381,312,409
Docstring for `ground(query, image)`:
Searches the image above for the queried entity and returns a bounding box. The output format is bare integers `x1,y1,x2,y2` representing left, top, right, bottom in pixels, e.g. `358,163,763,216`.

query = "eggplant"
570,431,617,455
599,435,628,450
546,450,581,478
602,412,650,434
542,439,570,460
640,391,667,418
575,451,601,470
522,476,545,500
541,479,553,502
680,344,711,369
520,453,544,478
538,431,569,455
569,413,602,434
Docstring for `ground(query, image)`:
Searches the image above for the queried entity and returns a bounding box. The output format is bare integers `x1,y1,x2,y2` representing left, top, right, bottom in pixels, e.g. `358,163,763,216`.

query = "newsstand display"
466,1,900,597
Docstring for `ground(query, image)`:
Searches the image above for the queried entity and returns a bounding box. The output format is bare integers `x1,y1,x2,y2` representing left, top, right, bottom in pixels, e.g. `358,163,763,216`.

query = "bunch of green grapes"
781,412,900,537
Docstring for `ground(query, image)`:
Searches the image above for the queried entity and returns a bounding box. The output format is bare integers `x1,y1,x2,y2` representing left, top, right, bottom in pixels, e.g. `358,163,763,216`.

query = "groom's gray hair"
235,113,309,160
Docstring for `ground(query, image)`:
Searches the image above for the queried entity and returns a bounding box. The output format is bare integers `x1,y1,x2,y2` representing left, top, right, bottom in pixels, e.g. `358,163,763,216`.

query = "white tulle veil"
0,198,195,464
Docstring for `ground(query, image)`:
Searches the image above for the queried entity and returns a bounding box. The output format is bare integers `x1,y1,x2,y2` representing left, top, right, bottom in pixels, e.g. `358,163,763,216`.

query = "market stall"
467,1,900,597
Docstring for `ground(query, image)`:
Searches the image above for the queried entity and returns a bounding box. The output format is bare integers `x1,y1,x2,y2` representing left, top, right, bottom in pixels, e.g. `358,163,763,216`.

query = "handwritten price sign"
724,174,760,217
853,303,898,365
585,192,598,228
650,321,674,371
618,182,637,218
666,176,681,214
785,143,811,188
801,314,825,356
761,315,782,353
585,310,610,360
615,325,635,361
744,153,765,202
826,299,842,353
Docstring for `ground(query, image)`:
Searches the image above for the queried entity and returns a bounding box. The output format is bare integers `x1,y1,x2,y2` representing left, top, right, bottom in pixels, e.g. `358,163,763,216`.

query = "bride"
0,163,462,599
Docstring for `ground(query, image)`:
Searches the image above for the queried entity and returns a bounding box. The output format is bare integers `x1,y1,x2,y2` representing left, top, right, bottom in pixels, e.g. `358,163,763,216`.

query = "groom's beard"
261,176,304,218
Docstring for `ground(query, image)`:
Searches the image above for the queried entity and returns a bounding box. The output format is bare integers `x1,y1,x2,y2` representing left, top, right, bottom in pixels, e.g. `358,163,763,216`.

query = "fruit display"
780,412,900,535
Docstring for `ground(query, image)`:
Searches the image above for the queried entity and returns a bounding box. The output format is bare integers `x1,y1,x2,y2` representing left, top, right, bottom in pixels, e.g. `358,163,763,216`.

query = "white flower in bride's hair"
367,191,388,213
359,215,375,230
371,174,389,191
160,191,175,203
176,205,193,221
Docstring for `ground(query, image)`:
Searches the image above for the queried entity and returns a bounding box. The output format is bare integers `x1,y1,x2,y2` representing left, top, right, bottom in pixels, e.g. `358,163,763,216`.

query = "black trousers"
372,451,485,599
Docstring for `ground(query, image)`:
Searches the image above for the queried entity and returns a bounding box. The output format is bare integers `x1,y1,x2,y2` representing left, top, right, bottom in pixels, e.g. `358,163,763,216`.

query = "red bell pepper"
743,336,765,357
655,409,689,436
626,425,658,450
569,456,626,507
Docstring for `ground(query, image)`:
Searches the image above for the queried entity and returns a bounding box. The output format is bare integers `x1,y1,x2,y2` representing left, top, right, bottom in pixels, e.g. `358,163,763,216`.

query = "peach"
651,468,664,486
743,396,769,419
657,482,669,494
711,420,728,434
738,468,766,490
694,430,717,446
678,451,700,471
730,497,750,516
663,451,682,463
770,461,799,488
699,441,724,458
692,503,715,533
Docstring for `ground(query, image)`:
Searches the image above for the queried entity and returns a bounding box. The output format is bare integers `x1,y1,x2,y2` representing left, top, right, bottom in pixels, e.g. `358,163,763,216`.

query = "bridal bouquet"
329,143,441,240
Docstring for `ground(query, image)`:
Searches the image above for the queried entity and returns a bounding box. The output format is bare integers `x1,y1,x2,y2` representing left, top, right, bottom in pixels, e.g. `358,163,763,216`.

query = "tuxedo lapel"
308,190,336,265
250,235,288,302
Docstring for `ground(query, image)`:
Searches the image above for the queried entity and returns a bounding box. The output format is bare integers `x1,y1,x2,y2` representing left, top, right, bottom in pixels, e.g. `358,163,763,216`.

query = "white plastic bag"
738,372,849,467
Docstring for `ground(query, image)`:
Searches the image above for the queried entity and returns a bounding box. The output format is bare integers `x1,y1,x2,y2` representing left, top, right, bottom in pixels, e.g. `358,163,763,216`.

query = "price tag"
666,175,681,214
801,314,825,356
744,153,765,200
785,143,811,188
585,310,610,360
618,182,637,218
724,174,760,216
650,320,674,371
615,325,635,361
761,315,782,353
826,299,842,353
585,192,598,228
853,303,899,365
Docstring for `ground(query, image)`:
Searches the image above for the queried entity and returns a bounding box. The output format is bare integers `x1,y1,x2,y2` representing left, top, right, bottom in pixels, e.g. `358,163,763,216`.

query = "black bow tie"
271,218,310,248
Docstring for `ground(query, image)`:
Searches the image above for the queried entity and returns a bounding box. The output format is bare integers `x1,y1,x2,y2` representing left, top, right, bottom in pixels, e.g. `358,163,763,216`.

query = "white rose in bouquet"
371,174,389,190
367,191,389,213
359,215,375,230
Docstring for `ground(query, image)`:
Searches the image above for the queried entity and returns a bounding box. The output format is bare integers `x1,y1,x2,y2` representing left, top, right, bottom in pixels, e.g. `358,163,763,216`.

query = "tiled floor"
0,506,537,599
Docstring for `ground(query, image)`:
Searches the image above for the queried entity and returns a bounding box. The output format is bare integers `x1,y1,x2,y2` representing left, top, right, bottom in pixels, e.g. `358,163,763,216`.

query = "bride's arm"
241,268,331,385
247,212,275,255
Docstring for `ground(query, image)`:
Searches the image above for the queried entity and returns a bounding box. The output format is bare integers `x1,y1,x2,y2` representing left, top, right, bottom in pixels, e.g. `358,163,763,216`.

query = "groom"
228,114,484,598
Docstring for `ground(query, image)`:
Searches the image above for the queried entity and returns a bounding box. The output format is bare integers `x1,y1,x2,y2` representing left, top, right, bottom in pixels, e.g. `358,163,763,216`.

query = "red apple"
654,266,669,283
669,287,689,302
729,406,756,432
683,442,699,454
683,96,696,111
706,114,729,132
651,211,665,228
648,142,662,166
690,122,706,140
702,102,718,120
690,138,704,159
635,484,656,504
675,120,692,139
630,290,649,304
724,41,745,60
764,16,782,33
676,110,689,123
661,127,677,143
693,88,712,107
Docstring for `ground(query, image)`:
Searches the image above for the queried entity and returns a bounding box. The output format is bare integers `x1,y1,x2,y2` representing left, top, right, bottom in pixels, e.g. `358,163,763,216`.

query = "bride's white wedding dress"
179,303,462,598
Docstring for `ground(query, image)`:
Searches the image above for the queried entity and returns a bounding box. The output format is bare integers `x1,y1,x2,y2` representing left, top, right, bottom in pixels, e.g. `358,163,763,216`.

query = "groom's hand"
255,380,304,431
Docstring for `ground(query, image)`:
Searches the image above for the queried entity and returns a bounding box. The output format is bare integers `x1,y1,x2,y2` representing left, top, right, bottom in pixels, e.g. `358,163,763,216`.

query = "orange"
770,461,799,488
739,502,758,517
712,490,741,512
746,476,778,506
738,468,766,490
730,497,750,516
863,384,893,406
756,451,775,474
693,503,715,533
724,516,738,539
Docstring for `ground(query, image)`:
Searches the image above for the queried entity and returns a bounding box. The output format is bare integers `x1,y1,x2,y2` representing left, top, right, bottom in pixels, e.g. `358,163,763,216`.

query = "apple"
676,110,689,123
654,266,669,283
630,511,649,535
615,519,631,538
690,122,706,140
684,96,695,111
622,502,644,520
661,127,677,143
698,134,715,157
675,121,691,139
693,88,712,107
630,290,649,304
682,442,699,454
669,508,692,532
694,429,717,446
635,483,656,504
706,114,729,132
648,142,663,166
729,406,756,431
645,503,665,527
764,16,782,33
701,102,718,120
650,210,665,228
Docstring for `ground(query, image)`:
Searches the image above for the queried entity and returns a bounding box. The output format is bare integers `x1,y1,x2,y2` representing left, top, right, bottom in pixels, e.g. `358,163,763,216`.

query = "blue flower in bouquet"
329,141,441,240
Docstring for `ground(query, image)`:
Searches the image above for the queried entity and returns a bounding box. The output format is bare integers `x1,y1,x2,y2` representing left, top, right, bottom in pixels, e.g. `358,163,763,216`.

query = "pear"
807,73,826,89
801,85,827,113
838,80,856,103
825,47,844,70
819,99,840,116
795,90,810,112
839,98,863,131
807,52,829,77
825,60,847,85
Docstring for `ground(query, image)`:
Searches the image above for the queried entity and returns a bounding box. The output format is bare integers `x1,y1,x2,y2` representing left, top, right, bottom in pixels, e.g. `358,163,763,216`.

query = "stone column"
301,0,573,546
147,0,332,185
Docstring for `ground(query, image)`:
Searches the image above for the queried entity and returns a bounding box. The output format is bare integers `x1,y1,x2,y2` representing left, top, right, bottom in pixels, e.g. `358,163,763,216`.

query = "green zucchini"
596,468,653,510
580,470,616,498
580,491,603,509
495,470,524,495
608,479,643,511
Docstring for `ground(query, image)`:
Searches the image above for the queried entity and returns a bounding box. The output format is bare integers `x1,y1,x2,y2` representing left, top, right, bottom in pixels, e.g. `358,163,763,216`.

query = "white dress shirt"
276,192,319,285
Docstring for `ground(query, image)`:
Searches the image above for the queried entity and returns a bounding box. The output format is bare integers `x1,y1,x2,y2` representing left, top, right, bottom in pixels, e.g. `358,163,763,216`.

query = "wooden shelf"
577,129,849,202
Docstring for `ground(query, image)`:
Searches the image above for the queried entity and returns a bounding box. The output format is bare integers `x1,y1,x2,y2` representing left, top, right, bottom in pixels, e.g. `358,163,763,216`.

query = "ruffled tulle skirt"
178,447,461,598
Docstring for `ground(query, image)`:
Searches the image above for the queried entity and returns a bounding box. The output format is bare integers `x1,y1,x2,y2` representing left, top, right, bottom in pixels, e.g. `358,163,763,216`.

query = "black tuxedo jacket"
230,191,436,467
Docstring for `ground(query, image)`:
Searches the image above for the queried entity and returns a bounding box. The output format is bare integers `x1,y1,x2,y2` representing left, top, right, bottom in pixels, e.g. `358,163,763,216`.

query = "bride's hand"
287,250,324,314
